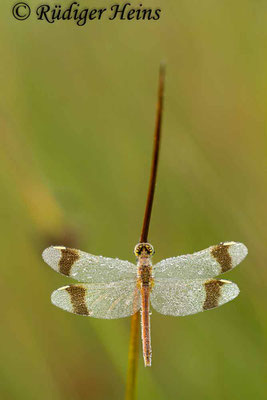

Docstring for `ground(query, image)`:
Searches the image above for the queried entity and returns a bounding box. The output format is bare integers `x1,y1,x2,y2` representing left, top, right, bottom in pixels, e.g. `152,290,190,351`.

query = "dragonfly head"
134,243,155,258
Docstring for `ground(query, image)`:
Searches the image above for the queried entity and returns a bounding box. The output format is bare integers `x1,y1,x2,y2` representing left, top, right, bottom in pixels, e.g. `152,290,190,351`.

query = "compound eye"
146,244,155,255
134,244,142,256
134,243,154,256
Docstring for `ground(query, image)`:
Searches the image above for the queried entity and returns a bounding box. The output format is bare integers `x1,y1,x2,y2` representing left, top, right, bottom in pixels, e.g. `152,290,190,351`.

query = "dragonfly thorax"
135,243,154,288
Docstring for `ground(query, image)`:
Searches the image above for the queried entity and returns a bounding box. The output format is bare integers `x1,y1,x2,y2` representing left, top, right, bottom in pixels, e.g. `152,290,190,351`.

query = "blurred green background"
0,1,266,399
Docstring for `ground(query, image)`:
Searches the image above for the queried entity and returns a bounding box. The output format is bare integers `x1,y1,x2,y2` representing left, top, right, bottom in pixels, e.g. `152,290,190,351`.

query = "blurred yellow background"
0,1,266,399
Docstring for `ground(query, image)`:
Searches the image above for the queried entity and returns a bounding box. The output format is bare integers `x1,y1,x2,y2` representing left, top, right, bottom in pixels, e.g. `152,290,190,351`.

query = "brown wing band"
203,280,225,310
211,243,232,273
59,248,79,276
66,286,89,315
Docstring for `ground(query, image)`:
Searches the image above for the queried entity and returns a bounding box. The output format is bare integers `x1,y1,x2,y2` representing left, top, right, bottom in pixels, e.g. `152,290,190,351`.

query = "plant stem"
125,310,140,400
140,63,165,243
125,63,166,400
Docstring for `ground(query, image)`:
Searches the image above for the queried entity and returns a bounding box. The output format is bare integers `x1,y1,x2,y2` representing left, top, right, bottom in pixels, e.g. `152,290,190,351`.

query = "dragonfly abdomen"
137,260,153,366
141,285,152,366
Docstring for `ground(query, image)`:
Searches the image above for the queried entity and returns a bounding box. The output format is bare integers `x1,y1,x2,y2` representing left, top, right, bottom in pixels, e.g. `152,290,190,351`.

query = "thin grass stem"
125,63,166,400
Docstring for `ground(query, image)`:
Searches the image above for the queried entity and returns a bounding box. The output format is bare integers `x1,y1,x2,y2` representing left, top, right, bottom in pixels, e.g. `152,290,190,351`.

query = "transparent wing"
151,278,239,316
154,242,247,279
42,246,136,283
51,280,140,319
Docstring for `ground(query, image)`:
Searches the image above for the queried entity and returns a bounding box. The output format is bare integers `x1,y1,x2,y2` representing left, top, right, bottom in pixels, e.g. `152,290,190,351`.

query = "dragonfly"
42,240,247,366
